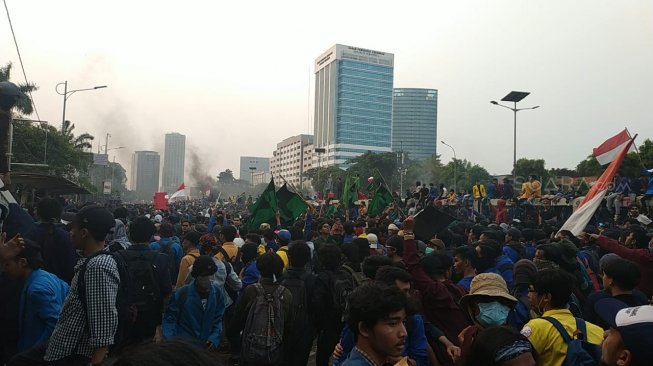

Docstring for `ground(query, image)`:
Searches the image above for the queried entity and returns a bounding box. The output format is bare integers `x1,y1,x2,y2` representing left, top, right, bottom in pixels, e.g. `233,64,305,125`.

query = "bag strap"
542,316,573,343
216,246,231,262
178,286,189,308
575,317,588,341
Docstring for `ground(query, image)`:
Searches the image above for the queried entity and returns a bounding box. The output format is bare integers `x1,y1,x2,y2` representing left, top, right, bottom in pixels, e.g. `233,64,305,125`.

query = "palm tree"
61,119,94,150
0,62,37,116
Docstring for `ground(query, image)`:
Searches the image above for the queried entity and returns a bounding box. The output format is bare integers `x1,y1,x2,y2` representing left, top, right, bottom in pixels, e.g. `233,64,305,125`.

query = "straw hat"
460,273,517,310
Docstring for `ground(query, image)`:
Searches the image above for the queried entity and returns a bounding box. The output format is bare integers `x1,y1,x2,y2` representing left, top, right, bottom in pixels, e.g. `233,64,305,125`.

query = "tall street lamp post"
490,91,540,180
441,140,457,193
55,81,107,130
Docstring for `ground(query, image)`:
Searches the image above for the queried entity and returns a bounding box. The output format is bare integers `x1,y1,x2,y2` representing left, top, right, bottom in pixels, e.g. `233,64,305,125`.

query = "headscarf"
107,219,131,250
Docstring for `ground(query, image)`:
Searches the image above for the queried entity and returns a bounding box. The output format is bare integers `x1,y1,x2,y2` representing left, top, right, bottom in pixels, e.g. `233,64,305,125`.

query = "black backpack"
78,250,162,351
281,274,309,337
332,265,365,321
241,284,286,365
158,241,178,285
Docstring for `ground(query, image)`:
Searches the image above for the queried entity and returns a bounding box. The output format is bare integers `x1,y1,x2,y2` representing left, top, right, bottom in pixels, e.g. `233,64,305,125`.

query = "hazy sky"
2,0,652,185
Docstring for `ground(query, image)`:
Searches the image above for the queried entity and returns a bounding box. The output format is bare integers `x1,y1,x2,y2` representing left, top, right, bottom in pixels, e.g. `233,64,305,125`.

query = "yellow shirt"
520,309,603,366
520,182,532,199
530,180,542,198
276,246,289,271
176,248,200,289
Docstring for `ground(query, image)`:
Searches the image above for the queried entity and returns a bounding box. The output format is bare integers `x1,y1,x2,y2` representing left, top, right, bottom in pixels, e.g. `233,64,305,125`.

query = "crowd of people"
0,172,653,366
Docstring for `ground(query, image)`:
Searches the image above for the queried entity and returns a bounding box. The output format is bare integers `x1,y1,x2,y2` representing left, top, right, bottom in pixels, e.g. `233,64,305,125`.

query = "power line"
3,0,41,122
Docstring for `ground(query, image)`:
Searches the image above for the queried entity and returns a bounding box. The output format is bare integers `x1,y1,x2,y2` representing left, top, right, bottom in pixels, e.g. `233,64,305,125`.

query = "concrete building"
392,88,438,160
239,156,270,183
270,134,314,188
131,151,160,201
313,44,394,168
162,133,186,193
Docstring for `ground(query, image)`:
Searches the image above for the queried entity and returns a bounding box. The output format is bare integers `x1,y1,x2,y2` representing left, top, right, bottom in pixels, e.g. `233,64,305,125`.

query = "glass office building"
392,88,438,160
314,44,394,168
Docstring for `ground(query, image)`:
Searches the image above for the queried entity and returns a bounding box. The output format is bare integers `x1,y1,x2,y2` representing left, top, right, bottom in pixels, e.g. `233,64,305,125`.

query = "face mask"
195,276,211,292
475,301,510,327
425,247,435,255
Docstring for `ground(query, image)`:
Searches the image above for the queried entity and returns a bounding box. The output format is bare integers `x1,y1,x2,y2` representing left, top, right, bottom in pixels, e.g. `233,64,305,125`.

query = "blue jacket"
523,242,536,261
18,269,69,351
162,282,226,347
644,168,653,195
241,261,260,291
457,276,474,293
334,314,428,366
486,255,514,288
150,237,183,265
341,347,375,366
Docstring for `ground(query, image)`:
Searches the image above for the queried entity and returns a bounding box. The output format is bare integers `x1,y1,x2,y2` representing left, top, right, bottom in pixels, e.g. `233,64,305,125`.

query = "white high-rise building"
162,133,186,193
270,135,314,188
239,157,270,183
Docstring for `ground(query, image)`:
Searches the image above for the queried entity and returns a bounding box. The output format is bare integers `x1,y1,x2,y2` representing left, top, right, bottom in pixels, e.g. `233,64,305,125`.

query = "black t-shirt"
583,290,648,329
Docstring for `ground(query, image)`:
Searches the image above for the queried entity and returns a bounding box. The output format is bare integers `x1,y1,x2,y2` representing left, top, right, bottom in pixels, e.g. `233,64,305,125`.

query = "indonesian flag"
168,183,187,203
593,129,634,165
559,133,634,235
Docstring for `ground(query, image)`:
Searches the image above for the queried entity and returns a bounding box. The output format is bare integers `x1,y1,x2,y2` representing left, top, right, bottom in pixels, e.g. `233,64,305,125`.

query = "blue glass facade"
314,45,394,167
391,88,438,160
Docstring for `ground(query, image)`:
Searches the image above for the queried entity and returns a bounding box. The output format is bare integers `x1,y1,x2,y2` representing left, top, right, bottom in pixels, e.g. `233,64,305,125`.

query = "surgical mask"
195,276,212,292
475,301,510,327
425,247,435,255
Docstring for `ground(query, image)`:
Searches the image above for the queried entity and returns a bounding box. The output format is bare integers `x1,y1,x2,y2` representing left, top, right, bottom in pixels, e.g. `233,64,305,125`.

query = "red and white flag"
593,128,634,165
560,133,634,235
169,183,187,203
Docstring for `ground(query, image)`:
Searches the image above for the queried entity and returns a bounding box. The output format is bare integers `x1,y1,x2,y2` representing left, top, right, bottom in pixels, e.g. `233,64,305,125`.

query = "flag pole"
279,174,314,213
628,132,645,168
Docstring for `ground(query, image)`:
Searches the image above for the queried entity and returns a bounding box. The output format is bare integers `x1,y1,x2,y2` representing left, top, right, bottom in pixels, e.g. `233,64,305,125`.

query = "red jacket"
404,238,471,365
596,236,653,297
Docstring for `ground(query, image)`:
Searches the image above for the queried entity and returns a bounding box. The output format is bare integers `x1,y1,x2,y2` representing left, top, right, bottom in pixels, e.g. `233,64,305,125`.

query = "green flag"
276,184,308,227
325,204,338,218
247,179,277,230
367,184,394,216
341,175,360,209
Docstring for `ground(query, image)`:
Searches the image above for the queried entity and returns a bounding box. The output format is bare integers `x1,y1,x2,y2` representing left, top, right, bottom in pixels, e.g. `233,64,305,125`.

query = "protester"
9,205,117,366
596,302,653,366
31,198,77,283
465,326,537,366
2,241,69,352
162,255,226,351
176,231,201,288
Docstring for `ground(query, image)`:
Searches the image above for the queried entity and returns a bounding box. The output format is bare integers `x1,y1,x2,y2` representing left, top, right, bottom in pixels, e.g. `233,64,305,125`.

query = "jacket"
149,237,183,265
176,248,200,289
18,269,69,351
333,314,429,366
404,238,470,366
162,282,226,347
595,235,653,297
472,184,486,199
502,242,525,264
240,260,260,291
486,255,514,288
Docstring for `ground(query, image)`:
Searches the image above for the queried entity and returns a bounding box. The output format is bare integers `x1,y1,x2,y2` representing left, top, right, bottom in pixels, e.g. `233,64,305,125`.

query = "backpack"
78,250,161,351
280,274,310,347
158,241,178,285
241,283,286,365
542,316,601,366
332,264,367,321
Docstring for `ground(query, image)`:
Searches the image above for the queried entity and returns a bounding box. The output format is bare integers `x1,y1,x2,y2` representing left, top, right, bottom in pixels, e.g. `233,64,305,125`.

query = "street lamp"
490,91,540,179
55,81,107,130
441,140,457,193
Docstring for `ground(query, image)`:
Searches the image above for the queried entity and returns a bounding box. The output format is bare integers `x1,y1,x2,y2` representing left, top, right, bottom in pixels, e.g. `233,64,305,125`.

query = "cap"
596,300,653,361
191,255,218,277
499,223,510,233
388,224,400,231
74,205,115,238
277,229,291,245
154,214,163,223
460,273,517,310
367,233,379,248
428,239,446,251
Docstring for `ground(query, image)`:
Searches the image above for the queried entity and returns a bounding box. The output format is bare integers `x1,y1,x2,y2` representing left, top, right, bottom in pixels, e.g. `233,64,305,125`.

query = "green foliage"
0,62,36,116
217,169,235,183
424,157,491,193
346,152,398,188
12,121,93,184
304,166,346,194
514,158,548,182
576,155,602,177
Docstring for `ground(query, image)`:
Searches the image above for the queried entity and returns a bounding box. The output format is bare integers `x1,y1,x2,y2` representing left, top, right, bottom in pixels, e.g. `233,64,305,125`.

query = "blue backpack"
542,317,600,366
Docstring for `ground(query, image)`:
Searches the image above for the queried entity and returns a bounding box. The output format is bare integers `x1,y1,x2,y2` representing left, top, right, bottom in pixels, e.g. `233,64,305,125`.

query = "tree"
576,155,603,177
513,158,548,183
0,62,36,116
346,152,398,190
217,169,235,184
304,166,346,194
61,120,94,150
